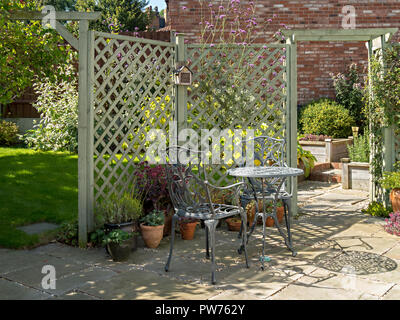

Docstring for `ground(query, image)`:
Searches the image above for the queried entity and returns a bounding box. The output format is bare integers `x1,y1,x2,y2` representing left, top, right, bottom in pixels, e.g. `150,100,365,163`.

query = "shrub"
361,201,392,218
24,62,78,152
347,132,370,163
0,120,19,145
299,99,355,138
331,63,366,129
384,212,400,236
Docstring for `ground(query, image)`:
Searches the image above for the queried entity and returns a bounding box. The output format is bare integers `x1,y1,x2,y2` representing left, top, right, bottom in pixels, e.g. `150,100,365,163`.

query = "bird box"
174,65,193,86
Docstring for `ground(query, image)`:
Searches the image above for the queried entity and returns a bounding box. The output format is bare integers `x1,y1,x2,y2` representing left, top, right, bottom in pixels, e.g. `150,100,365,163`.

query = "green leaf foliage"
23,60,78,152
300,99,355,138
0,0,70,106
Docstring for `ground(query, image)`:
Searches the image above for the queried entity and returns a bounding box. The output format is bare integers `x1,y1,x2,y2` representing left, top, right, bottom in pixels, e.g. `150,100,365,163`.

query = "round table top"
227,166,304,178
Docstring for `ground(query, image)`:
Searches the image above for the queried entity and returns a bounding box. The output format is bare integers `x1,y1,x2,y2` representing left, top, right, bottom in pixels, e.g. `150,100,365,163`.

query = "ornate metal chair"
164,146,249,284
238,136,297,257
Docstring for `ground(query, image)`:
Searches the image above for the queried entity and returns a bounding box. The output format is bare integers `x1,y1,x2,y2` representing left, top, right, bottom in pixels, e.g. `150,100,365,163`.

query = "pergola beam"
283,28,398,42
9,10,101,21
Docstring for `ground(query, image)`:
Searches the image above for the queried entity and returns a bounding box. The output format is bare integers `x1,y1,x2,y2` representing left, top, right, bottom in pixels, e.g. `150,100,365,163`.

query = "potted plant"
102,229,136,262
140,209,165,248
247,200,285,227
96,192,143,232
135,163,174,236
297,138,317,179
96,191,143,251
381,162,400,212
179,217,198,240
225,216,242,232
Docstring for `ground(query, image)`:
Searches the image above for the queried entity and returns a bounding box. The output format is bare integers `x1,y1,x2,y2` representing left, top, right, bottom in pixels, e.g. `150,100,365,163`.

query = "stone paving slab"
77,269,220,300
17,223,59,235
2,182,400,300
0,278,50,300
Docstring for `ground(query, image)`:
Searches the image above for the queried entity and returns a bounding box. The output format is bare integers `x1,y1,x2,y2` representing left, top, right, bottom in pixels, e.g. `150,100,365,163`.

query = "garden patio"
2,3,400,302
1,181,400,300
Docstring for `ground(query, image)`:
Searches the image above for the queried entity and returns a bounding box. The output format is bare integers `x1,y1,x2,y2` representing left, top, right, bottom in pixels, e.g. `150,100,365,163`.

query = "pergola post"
286,35,298,218
10,11,101,247
175,34,187,141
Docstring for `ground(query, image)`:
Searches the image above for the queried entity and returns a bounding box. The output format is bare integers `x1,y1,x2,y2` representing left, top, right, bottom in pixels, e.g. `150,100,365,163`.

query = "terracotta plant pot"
179,221,197,240
225,218,242,232
390,188,400,212
140,223,164,248
260,206,285,227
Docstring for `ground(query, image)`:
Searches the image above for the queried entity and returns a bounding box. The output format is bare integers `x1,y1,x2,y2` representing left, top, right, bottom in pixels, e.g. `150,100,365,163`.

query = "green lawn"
0,147,78,249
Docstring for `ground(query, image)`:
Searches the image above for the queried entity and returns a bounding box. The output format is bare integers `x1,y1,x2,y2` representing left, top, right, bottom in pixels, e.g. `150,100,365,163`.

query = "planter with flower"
381,162,400,212
384,212,400,237
135,163,174,237
140,209,165,248
102,229,136,262
179,217,198,240
95,191,143,252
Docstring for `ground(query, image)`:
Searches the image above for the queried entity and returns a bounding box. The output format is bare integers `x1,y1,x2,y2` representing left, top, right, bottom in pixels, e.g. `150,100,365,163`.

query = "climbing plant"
364,43,400,201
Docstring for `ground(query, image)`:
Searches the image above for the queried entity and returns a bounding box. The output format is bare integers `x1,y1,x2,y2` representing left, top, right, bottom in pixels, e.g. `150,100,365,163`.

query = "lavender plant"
384,212,400,236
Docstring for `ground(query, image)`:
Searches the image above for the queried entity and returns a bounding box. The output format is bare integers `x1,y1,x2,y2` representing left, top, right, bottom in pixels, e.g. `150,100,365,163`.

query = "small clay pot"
179,221,197,240
225,218,242,232
140,223,164,248
390,188,400,212
259,206,285,227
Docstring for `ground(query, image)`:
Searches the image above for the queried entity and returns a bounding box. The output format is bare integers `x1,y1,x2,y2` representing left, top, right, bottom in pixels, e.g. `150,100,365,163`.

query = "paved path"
1,182,400,300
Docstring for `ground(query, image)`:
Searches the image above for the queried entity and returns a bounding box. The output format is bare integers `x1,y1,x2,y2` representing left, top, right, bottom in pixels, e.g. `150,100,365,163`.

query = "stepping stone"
17,223,59,235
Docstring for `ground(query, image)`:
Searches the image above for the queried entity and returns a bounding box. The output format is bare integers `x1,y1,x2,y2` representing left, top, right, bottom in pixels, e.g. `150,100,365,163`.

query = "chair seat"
178,203,242,220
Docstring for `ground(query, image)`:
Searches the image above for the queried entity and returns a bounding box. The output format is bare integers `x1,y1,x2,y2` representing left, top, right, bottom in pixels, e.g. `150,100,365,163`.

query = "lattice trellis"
186,44,288,186
92,32,175,201
395,124,400,162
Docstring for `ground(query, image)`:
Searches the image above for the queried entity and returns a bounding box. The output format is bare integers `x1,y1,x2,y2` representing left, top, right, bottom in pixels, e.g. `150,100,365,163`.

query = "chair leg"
165,214,179,272
205,219,218,285
205,224,210,259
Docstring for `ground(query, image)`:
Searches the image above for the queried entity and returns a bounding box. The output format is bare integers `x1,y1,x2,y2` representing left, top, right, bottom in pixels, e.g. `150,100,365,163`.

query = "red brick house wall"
166,0,400,105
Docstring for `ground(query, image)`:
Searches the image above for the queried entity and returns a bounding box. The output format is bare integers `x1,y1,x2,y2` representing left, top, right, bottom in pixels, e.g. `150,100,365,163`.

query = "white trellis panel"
92,32,175,201
186,44,289,186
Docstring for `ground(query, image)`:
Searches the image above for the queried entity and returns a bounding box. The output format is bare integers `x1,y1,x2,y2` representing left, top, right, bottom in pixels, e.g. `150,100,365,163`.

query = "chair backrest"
241,136,287,192
165,146,216,218
242,136,286,167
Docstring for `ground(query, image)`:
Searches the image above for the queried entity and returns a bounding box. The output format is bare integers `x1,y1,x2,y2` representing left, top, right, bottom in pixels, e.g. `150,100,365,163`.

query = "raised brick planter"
342,162,371,191
299,138,353,163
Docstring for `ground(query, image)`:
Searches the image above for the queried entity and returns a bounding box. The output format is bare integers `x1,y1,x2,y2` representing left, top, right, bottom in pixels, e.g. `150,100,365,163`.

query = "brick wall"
166,0,400,105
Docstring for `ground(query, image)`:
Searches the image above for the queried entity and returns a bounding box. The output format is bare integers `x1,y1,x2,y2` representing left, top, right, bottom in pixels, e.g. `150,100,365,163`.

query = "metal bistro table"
227,166,304,269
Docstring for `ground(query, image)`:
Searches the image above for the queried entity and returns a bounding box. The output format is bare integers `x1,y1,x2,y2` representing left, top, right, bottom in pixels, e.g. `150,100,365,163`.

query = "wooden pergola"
283,28,398,204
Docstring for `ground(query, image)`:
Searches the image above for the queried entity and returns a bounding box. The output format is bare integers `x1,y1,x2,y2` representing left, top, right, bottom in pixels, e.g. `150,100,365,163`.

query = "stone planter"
342,162,371,191
299,138,353,163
